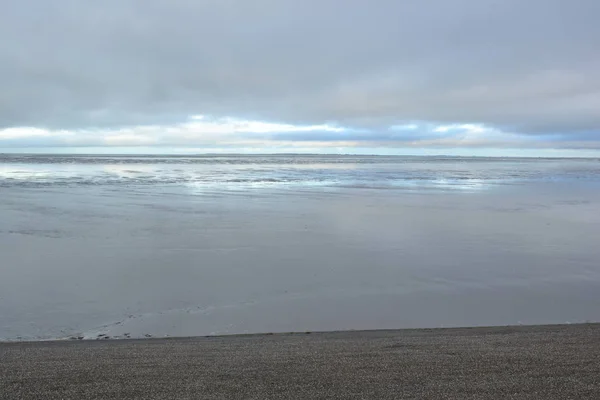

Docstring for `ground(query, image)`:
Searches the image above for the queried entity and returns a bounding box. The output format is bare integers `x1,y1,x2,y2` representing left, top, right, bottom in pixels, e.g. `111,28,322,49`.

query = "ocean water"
1,155,599,340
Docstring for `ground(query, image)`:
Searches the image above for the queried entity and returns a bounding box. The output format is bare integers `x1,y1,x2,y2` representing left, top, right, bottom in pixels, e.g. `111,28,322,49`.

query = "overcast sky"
1,0,599,155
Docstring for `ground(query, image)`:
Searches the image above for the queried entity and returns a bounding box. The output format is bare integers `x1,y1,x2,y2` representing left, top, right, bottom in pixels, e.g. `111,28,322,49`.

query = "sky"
1,0,599,156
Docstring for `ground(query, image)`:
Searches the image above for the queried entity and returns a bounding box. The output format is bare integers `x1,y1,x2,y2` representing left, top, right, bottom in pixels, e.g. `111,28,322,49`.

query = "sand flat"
2,323,599,399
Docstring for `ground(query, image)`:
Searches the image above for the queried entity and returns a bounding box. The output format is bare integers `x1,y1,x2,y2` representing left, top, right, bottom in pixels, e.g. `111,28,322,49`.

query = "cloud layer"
1,0,599,152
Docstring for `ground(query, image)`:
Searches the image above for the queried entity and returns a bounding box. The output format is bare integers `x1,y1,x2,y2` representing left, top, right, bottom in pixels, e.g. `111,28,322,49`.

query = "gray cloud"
1,0,599,141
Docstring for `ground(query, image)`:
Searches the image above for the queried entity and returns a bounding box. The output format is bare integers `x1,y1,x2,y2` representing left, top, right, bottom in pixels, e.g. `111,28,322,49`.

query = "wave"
1,155,599,190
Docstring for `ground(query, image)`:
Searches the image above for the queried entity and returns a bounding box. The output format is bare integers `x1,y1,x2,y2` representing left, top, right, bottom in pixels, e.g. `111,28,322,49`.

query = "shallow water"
1,155,599,340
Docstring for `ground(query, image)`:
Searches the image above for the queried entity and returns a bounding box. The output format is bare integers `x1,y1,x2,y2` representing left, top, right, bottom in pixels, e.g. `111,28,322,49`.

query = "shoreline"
1,321,598,344
3,323,599,399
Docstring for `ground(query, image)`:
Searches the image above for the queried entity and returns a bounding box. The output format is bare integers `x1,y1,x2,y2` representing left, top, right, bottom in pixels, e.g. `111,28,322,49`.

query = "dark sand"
2,324,600,399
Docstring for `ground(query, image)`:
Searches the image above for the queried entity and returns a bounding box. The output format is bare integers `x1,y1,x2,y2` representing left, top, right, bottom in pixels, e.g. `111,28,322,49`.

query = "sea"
1,154,599,340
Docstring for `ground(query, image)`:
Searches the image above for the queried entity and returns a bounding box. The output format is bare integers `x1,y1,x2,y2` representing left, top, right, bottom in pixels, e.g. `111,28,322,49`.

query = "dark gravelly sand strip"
1,324,599,399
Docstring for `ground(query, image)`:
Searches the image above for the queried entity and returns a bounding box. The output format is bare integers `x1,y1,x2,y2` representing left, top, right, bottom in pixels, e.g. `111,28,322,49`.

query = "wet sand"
2,323,599,399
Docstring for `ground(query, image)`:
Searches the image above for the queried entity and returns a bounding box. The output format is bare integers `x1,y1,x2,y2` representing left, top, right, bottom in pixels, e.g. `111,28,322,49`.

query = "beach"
2,323,599,399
